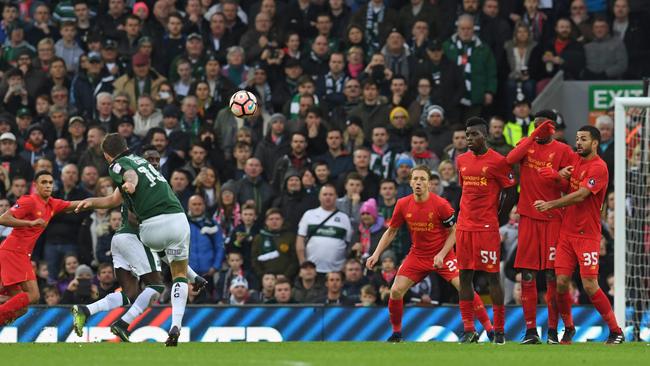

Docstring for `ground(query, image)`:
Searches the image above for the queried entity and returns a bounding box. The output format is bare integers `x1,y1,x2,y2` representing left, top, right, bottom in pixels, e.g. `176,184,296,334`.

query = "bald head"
188,194,206,217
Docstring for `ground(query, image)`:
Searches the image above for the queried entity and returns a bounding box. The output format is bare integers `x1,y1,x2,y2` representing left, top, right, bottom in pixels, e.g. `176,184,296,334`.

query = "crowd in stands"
0,0,642,307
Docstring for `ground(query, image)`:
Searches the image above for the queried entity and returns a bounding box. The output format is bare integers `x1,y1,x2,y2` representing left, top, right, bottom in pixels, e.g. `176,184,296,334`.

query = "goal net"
614,97,650,342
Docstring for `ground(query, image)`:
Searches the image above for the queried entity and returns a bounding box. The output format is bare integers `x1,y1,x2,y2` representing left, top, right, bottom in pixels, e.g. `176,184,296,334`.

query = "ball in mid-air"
229,90,258,118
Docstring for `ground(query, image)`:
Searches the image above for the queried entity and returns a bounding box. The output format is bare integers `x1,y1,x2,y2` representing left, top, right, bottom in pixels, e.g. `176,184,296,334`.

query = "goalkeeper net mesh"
615,99,650,341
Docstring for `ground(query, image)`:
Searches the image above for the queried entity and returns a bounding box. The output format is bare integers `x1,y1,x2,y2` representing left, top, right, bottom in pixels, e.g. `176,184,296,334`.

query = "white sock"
170,279,188,330
87,292,128,315
186,266,198,283
121,287,159,324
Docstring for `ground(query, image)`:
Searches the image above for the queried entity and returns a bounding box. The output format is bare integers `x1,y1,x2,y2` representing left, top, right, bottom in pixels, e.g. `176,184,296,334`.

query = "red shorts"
515,217,561,271
456,230,501,272
0,249,35,287
554,233,600,278
397,252,459,283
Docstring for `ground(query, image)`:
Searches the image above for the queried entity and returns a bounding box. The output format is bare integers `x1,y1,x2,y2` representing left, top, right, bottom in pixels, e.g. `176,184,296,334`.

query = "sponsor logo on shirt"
462,175,488,186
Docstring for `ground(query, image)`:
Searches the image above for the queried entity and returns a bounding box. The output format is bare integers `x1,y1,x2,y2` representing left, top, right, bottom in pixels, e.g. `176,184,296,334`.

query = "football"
229,90,258,118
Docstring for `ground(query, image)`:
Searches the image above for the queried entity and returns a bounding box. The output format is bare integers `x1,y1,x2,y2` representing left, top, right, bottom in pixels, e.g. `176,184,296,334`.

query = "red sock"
472,292,493,332
545,280,559,330
388,298,404,332
459,300,475,332
557,291,574,328
493,305,505,332
589,289,621,333
521,279,538,330
0,292,29,325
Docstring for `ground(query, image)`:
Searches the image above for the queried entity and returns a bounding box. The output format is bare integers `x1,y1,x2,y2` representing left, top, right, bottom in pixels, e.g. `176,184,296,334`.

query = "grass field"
1,342,649,366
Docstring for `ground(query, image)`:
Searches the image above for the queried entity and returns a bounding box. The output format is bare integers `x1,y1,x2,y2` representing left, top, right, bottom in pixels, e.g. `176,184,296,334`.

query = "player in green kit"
75,134,191,347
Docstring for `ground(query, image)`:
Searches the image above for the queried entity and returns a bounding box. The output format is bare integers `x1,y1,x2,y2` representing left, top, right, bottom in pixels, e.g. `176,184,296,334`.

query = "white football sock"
170,278,188,330
121,287,159,324
87,292,128,315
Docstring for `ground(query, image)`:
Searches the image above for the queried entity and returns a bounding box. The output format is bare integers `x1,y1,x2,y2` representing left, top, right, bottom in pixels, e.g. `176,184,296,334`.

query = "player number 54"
582,252,599,266
480,250,497,264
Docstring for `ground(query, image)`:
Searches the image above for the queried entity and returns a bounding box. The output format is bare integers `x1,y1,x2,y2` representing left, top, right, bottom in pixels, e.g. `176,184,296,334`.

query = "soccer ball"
229,90,258,118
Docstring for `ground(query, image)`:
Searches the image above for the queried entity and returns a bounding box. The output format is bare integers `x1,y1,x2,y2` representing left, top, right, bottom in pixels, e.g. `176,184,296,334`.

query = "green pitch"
1,342,649,366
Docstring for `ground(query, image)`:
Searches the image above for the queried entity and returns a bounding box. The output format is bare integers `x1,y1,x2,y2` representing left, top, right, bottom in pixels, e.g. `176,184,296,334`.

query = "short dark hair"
326,271,344,281
345,172,364,185
411,129,428,140
379,179,397,188
306,106,322,118
534,109,558,123
34,170,54,182
327,127,343,137
291,131,307,141
466,117,488,135
265,207,283,218
275,277,291,287
578,125,601,144
101,133,128,158
313,161,329,170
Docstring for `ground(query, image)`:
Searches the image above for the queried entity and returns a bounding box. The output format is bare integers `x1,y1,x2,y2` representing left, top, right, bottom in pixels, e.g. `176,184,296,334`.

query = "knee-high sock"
557,291,574,328
186,266,198,283
545,280,559,330
0,292,29,325
87,292,129,315
459,300,475,332
590,289,621,333
388,298,403,332
493,305,505,332
122,286,162,324
473,292,493,332
170,278,188,330
521,279,538,330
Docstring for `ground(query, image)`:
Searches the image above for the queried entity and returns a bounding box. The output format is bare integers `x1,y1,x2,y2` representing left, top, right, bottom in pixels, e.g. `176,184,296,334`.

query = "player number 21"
137,165,166,187
582,252,599,266
480,250,497,264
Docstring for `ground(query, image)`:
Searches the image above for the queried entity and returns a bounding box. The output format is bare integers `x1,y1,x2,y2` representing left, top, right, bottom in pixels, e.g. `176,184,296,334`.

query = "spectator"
369,126,399,179
266,278,296,304
193,166,222,214
612,0,650,78
423,105,453,160
160,105,191,156
227,276,257,305
215,252,259,303
339,147,381,200
351,0,398,53
381,29,411,82
116,116,142,153
188,195,225,282
583,17,628,80
569,0,592,42
370,250,398,304
54,22,84,74
71,51,115,119
251,208,298,280
315,129,353,181
330,77,362,128
504,99,533,147
226,203,260,270
94,92,119,133
316,52,349,111
530,18,585,85
343,116,365,153
504,22,537,113
394,157,414,198
251,272,276,303
43,285,61,306
349,79,391,137
56,253,80,292
358,284,378,306
147,128,185,179
78,125,108,177
386,106,412,154
170,169,193,210
182,143,210,180
443,14,497,121
235,157,274,217
0,131,33,181
6,176,28,204
44,163,89,276
133,95,163,138
20,124,53,167
79,165,99,196
303,107,328,157
402,130,440,172
272,132,312,194
487,116,514,156
95,209,119,265
322,271,353,305
297,184,352,275
113,52,166,112
438,160,462,212
272,169,319,233
595,115,615,188
255,113,290,182
95,263,119,300
442,127,468,166
0,197,13,240
61,264,99,304
336,172,364,228
293,261,326,304
350,198,387,261
341,258,370,304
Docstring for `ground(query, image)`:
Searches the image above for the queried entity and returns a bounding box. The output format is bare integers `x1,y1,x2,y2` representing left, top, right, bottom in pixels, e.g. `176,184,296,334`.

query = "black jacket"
44,186,90,245
254,133,291,183
0,154,34,181
411,56,465,125
530,39,585,81
71,70,115,120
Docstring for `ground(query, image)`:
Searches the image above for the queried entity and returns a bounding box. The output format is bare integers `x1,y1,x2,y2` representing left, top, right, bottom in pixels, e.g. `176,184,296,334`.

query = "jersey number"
548,247,556,261
137,165,166,187
446,259,458,272
480,250,498,264
582,252,599,266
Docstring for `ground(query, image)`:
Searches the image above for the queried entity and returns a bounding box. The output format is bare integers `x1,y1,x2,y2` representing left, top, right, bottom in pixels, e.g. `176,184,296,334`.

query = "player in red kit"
505,110,575,344
456,117,517,344
366,165,494,342
0,171,86,325
534,126,624,344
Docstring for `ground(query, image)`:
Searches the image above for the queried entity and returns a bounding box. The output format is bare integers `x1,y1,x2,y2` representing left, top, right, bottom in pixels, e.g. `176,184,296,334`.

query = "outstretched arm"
0,211,45,228
534,187,591,212
73,189,124,213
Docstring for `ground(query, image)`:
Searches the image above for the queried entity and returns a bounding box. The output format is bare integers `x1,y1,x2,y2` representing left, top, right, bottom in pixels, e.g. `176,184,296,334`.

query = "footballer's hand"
558,166,574,179
534,200,552,212
30,218,46,227
366,254,379,269
433,254,444,269
122,182,136,194
530,120,555,140
538,167,560,181
74,200,93,213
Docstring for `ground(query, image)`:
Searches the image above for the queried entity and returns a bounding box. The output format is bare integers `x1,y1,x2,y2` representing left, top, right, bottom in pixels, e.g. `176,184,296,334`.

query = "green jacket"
503,121,535,147
443,35,497,105
251,228,298,280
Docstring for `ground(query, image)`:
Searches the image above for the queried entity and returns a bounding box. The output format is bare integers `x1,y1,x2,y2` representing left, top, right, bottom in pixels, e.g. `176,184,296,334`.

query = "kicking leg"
387,275,414,342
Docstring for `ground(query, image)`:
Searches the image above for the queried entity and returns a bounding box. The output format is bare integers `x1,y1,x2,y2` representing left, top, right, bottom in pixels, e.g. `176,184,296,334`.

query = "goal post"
614,96,650,341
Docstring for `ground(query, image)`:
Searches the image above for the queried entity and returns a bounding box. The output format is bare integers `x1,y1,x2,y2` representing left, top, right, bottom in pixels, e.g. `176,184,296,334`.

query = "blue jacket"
188,215,225,274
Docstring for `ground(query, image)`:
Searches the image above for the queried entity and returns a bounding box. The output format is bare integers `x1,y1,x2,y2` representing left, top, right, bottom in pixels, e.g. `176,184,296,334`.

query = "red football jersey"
1,194,70,255
515,139,575,220
561,156,608,240
457,149,516,231
389,193,455,258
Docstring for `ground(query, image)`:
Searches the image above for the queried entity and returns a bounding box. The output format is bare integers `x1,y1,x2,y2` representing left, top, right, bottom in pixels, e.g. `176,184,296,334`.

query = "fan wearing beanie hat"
351,198,386,261
364,164,496,342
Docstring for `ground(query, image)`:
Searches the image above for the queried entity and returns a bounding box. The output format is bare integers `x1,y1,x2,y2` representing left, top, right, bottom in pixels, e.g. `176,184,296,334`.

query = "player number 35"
582,252,599,266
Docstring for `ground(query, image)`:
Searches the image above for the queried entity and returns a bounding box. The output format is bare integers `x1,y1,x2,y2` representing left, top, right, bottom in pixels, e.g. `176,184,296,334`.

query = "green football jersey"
109,154,183,221
115,202,139,235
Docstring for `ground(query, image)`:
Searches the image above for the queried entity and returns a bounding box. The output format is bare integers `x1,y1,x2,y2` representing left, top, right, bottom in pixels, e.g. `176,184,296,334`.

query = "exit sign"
589,84,644,111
